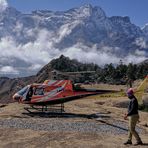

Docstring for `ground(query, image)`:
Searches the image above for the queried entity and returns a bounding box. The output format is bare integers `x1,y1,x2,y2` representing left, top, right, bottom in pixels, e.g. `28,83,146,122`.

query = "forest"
50,55,148,85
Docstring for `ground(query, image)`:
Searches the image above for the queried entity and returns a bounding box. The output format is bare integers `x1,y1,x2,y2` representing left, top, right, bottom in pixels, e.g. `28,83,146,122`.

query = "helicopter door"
25,86,34,101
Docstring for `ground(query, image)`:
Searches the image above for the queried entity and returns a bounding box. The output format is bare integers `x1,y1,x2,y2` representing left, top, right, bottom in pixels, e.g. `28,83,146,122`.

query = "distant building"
51,70,96,83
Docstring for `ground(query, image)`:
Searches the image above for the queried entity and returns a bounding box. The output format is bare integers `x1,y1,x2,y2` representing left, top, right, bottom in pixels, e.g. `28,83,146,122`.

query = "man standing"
124,88,143,145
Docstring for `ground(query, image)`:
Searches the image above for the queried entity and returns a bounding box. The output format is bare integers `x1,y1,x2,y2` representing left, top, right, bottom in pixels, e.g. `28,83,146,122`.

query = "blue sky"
8,0,148,27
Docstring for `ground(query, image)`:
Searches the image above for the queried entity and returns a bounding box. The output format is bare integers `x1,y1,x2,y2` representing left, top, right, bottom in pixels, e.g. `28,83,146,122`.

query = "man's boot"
124,140,132,145
134,141,143,146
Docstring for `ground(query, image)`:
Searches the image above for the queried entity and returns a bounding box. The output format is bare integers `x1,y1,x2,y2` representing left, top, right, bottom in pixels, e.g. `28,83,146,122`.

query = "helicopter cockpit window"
17,86,29,96
34,88,44,95
57,86,64,92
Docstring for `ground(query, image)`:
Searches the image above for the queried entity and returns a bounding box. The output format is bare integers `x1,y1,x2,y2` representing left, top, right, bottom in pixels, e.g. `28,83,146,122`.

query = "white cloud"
63,45,120,65
135,49,146,56
0,27,147,76
28,64,42,71
13,22,23,36
62,44,147,65
0,28,61,76
124,54,146,64
0,30,54,65
56,21,80,43
0,66,19,75
58,24,72,41
135,37,147,48
0,0,8,12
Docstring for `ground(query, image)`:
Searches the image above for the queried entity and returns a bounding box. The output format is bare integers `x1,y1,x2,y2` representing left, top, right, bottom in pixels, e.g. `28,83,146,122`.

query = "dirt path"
0,95,147,148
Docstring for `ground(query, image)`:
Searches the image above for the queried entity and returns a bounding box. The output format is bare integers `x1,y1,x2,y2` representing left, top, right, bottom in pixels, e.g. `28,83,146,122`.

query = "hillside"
0,55,148,104
0,55,103,103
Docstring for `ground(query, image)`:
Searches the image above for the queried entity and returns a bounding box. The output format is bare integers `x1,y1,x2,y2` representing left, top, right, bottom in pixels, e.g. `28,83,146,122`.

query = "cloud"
57,21,80,43
135,37,147,48
28,64,42,71
62,43,147,65
63,44,120,65
0,30,54,65
124,54,146,64
135,49,146,56
0,27,147,77
0,66,19,75
0,28,60,76
13,22,24,37
0,0,8,12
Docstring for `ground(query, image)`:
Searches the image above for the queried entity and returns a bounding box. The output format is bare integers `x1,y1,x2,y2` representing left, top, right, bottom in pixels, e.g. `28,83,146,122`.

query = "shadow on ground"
22,111,111,119
142,143,148,146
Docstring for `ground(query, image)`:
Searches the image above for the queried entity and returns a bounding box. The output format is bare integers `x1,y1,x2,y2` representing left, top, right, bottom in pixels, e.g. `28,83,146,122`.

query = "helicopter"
13,79,114,112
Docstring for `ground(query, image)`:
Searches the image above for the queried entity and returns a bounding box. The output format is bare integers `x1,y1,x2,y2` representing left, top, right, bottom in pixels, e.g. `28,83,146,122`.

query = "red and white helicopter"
13,80,115,112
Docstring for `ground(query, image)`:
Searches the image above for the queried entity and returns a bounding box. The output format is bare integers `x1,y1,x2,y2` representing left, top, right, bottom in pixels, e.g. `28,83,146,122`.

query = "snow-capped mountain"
142,24,148,38
0,3,148,77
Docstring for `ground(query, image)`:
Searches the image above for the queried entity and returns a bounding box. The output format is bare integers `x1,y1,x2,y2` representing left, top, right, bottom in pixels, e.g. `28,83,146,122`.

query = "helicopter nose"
13,94,20,101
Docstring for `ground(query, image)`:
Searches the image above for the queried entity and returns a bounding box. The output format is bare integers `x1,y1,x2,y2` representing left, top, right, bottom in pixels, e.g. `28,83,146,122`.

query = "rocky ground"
0,90,147,148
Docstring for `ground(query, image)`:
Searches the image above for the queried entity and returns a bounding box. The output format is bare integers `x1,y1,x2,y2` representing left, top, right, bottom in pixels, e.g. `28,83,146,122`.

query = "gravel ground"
0,117,145,135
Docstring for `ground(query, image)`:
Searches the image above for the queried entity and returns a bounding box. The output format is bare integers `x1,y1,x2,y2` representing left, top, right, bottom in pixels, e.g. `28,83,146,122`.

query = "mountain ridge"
0,4,147,77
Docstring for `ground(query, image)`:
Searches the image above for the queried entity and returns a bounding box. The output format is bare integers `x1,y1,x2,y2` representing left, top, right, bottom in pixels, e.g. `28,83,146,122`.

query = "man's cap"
127,88,134,95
